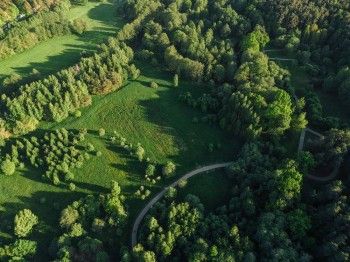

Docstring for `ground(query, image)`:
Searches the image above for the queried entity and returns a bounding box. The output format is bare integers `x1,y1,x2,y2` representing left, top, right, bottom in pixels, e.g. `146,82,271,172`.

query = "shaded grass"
177,169,232,211
0,2,122,79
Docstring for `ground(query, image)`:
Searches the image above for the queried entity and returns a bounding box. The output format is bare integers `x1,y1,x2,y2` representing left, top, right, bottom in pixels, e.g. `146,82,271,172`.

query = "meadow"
0,2,122,79
0,60,239,259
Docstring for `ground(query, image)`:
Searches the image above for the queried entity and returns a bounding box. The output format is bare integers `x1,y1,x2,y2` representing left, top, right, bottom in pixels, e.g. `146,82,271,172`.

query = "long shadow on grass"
0,3,120,81
0,190,86,259
134,62,240,174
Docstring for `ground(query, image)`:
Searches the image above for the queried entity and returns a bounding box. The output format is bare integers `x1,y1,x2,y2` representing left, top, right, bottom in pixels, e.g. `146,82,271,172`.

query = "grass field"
0,2,122,79
0,61,240,259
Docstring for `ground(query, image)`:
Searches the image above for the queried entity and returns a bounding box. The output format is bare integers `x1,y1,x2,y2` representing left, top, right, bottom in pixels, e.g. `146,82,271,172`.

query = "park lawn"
0,1,122,79
177,169,232,211
0,63,240,260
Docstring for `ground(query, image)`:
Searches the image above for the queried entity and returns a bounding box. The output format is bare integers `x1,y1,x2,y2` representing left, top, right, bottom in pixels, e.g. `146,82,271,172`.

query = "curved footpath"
131,162,233,247
265,51,335,182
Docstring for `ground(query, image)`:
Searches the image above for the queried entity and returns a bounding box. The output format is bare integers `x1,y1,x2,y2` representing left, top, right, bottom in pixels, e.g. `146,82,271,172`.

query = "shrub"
145,164,156,177
74,110,82,118
70,18,88,35
69,183,76,191
1,159,16,176
96,151,102,157
136,145,145,162
178,179,187,188
162,161,176,176
99,128,106,137
0,239,37,259
14,209,39,237
150,81,159,88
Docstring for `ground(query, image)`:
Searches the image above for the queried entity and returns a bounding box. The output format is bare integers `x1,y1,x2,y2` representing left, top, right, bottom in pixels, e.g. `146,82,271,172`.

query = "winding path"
131,162,232,247
266,50,339,182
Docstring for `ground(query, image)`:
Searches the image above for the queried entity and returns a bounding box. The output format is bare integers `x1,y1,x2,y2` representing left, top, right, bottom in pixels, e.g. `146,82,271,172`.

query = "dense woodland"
0,0,350,261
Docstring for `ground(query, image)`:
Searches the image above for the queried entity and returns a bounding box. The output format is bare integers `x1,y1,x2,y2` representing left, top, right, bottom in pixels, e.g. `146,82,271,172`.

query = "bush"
150,81,159,89
74,110,82,118
136,145,145,162
99,128,106,137
178,179,187,188
162,161,176,176
1,159,16,176
145,164,155,177
14,209,39,237
70,18,88,35
69,183,76,191
0,239,37,260
96,151,102,157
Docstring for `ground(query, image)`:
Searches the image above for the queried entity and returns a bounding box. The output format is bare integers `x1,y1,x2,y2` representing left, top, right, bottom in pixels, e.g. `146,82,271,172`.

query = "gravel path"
131,162,232,247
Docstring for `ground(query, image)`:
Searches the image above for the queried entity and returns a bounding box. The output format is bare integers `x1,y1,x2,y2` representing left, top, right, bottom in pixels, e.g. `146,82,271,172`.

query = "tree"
1,159,16,176
136,145,145,161
162,161,176,176
241,25,270,52
14,209,39,237
0,240,37,260
145,164,156,177
99,128,106,137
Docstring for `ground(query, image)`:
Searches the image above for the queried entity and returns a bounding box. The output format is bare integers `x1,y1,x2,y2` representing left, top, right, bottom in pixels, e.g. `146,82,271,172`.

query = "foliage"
1,159,16,176
51,181,128,260
14,209,39,238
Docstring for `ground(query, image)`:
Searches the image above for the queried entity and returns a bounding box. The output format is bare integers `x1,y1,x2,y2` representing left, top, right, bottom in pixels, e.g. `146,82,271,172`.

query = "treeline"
121,0,308,140
0,0,88,60
0,181,128,261
255,1,350,109
135,136,350,261
0,37,137,140
0,0,63,27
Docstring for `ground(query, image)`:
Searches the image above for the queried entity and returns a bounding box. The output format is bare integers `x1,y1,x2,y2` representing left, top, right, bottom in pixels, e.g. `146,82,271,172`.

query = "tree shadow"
0,190,87,260
0,2,121,82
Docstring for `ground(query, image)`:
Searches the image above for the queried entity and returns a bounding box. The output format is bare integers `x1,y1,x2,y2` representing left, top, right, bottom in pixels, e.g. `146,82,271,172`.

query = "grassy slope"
0,2,122,79
0,62,239,259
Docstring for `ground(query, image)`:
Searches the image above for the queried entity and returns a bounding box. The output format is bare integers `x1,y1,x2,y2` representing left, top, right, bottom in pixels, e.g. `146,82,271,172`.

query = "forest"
0,0,349,261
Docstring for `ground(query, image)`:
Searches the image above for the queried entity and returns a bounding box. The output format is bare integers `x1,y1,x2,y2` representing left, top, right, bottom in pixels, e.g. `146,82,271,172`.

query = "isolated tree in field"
1,159,16,176
99,128,106,137
14,209,38,237
162,161,176,176
136,145,145,162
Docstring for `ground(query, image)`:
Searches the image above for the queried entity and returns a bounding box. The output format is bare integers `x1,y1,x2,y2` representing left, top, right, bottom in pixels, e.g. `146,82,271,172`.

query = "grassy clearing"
0,2,122,79
177,169,232,211
0,62,240,259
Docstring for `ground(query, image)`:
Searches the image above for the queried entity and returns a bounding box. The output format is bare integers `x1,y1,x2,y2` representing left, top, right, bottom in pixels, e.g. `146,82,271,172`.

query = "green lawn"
0,2,122,79
0,63,240,260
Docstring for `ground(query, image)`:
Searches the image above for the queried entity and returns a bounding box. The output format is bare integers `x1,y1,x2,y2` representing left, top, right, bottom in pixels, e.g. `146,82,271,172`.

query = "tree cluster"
0,0,81,60
50,181,128,261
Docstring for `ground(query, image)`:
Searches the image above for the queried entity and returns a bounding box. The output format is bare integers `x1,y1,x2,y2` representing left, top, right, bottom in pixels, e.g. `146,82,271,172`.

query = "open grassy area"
0,62,240,260
0,1,123,79
177,169,232,211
